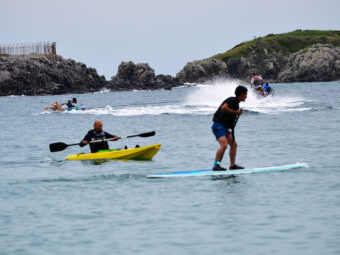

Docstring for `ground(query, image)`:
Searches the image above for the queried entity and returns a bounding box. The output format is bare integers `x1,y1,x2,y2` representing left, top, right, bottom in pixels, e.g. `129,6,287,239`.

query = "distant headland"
1,30,340,96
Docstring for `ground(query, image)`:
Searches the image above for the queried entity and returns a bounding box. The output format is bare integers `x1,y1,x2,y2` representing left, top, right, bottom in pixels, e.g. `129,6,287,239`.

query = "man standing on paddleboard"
212,85,247,171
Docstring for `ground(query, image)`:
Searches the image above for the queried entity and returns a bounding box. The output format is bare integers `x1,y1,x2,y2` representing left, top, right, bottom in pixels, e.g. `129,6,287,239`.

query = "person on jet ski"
250,72,266,96
262,83,272,94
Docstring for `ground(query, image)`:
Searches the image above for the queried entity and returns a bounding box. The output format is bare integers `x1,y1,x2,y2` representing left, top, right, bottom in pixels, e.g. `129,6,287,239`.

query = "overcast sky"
1,0,339,78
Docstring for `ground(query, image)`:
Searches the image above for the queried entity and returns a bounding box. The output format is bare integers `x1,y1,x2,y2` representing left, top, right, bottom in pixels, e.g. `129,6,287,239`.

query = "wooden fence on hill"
0,42,56,56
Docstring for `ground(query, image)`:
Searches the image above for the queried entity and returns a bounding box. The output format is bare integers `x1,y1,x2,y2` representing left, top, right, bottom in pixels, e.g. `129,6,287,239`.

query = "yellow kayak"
66,144,161,160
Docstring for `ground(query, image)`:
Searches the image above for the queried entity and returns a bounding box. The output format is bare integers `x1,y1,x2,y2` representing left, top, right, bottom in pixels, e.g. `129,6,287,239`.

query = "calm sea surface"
0,80,339,255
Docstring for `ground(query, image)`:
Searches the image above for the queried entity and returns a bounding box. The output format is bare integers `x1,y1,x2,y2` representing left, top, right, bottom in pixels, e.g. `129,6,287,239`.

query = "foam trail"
38,80,312,116
184,79,311,114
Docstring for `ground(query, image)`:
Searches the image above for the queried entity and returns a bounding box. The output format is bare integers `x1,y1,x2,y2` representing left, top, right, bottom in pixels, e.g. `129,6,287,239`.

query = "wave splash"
39,80,312,116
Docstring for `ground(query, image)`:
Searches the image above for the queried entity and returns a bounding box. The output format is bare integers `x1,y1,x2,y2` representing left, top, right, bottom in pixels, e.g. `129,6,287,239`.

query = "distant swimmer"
44,101,63,111
211,85,247,171
79,120,120,153
44,101,71,111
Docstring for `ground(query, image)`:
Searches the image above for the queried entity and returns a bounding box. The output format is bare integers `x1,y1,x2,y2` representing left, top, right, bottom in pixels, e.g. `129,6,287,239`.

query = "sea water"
0,80,339,254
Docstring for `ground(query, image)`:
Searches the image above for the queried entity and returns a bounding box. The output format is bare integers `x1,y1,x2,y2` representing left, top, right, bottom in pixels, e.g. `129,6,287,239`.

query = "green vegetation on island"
212,30,340,62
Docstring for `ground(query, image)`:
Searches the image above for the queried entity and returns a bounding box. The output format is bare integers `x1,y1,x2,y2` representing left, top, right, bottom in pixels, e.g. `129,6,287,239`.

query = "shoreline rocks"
176,59,229,83
176,43,340,84
107,61,182,91
0,55,106,96
1,42,339,96
0,57,183,96
278,44,340,82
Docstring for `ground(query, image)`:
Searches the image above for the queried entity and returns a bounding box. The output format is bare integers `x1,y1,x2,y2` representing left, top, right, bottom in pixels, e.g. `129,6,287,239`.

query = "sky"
1,0,339,79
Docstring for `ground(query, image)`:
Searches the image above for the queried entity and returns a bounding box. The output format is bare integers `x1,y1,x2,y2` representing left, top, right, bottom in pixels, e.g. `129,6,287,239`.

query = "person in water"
212,85,248,171
44,101,63,111
79,120,120,153
250,72,266,96
44,98,77,111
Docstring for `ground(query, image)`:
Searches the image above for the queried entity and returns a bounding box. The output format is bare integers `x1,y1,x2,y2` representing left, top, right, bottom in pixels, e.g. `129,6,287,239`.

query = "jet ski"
252,83,274,97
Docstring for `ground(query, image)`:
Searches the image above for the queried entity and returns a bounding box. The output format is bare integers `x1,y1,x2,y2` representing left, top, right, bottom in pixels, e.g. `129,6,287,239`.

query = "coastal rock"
0,56,106,96
278,44,340,82
176,44,289,84
178,40,340,84
108,61,182,90
0,57,183,96
226,43,289,82
176,59,229,83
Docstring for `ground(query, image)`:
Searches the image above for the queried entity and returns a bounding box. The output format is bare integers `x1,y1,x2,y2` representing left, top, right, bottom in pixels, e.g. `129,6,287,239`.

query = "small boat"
66,144,161,160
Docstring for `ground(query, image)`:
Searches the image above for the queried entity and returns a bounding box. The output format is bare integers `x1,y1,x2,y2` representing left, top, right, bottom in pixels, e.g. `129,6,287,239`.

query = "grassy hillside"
212,30,340,62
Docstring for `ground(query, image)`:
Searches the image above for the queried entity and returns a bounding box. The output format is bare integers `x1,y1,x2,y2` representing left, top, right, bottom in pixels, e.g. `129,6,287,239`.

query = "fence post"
52,42,56,55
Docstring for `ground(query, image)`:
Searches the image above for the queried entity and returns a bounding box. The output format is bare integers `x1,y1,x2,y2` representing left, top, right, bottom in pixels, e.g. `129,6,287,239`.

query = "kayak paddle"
49,131,156,152
120,131,155,139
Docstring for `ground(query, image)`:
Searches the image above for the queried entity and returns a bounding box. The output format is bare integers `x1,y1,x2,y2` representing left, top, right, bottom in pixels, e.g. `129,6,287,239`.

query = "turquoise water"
1,80,340,254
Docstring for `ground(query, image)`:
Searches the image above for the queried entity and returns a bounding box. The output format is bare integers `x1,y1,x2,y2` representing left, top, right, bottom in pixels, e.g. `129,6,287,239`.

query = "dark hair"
251,72,256,76
235,85,248,96
67,100,73,108
72,98,77,103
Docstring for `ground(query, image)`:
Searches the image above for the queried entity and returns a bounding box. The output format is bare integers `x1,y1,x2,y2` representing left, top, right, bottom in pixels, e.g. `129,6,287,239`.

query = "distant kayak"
66,144,161,160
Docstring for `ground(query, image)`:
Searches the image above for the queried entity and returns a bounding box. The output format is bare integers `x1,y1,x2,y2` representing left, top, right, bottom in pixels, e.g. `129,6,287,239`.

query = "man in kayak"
250,72,266,96
79,120,120,153
212,85,247,171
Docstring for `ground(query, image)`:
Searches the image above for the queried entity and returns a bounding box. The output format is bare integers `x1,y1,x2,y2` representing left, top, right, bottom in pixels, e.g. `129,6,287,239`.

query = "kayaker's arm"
79,132,91,147
105,132,120,141
221,103,243,115
79,134,120,147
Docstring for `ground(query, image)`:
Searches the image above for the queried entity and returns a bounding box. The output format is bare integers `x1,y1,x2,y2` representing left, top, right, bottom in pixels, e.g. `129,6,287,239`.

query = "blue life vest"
262,84,271,90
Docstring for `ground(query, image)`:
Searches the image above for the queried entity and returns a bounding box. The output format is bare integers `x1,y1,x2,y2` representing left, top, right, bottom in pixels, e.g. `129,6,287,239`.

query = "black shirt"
213,97,240,128
80,130,115,153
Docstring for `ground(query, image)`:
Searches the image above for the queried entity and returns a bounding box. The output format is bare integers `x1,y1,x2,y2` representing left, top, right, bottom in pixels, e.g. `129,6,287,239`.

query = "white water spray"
38,80,311,116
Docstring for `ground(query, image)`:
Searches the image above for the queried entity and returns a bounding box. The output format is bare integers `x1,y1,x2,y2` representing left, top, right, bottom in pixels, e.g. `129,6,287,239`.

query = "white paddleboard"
147,163,308,178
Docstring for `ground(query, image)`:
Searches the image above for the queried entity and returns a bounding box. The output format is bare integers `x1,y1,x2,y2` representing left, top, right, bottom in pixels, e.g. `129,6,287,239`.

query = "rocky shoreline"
178,43,340,84
1,42,339,96
0,56,184,96
0,56,106,96
108,61,181,91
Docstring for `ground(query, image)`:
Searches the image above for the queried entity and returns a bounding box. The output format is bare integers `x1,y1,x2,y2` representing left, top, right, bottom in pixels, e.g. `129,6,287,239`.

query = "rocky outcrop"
176,59,229,83
0,55,106,96
107,61,182,90
278,44,340,82
177,43,340,84
0,57,183,96
226,47,289,82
